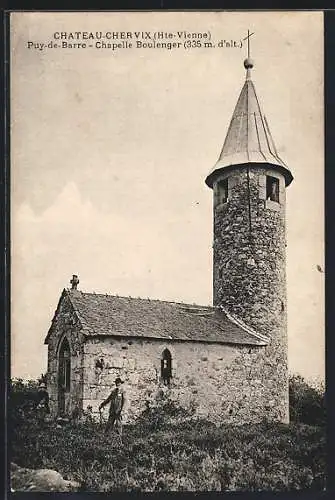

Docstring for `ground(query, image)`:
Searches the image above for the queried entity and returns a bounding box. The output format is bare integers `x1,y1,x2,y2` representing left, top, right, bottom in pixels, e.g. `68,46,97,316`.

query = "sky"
10,11,324,382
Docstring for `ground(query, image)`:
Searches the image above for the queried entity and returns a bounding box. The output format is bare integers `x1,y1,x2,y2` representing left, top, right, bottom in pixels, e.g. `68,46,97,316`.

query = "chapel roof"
205,58,293,188
45,288,269,346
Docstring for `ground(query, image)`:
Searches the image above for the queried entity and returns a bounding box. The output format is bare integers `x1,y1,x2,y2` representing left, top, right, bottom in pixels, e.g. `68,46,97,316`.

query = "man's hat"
39,382,47,389
115,377,123,384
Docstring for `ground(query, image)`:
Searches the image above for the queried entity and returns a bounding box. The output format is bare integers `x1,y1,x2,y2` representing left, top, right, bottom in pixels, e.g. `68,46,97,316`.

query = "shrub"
9,378,42,427
289,375,326,426
136,387,195,431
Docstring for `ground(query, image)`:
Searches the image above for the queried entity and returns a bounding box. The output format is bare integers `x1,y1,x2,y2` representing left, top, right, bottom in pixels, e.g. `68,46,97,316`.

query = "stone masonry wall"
212,164,289,422
82,336,281,424
46,293,84,417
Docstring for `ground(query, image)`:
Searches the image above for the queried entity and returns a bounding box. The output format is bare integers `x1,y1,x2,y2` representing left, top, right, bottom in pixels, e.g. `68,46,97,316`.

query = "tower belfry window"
217,179,228,204
161,349,172,386
266,176,279,203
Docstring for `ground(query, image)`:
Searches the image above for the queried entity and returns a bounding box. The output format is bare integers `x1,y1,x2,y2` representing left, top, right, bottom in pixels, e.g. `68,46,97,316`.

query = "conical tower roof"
205,58,293,188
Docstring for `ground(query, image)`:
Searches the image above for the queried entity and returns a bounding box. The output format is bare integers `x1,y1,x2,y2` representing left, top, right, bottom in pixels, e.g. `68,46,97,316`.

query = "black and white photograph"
9,10,325,492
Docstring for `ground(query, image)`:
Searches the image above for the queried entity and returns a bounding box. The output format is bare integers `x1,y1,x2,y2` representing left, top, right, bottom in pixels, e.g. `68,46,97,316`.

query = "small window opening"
266,176,279,202
217,179,228,204
219,267,223,279
161,348,172,386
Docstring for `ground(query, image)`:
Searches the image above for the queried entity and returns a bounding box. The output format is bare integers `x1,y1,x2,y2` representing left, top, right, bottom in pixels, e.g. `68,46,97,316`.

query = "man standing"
99,377,127,440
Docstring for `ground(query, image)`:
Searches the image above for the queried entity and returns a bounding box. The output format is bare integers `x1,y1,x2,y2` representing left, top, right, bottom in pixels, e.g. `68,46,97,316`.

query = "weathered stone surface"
212,165,289,423
80,337,281,424
11,462,80,492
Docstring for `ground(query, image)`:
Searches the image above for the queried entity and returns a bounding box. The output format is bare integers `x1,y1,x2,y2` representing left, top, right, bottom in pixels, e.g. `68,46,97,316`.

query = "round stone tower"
205,58,294,422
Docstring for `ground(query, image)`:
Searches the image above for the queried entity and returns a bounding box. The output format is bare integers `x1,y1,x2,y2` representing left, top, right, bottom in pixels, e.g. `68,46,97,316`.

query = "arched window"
59,337,71,392
161,348,172,386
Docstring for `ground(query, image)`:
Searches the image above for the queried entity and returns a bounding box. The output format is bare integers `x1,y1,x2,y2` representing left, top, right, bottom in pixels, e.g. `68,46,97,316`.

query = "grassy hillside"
10,377,326,492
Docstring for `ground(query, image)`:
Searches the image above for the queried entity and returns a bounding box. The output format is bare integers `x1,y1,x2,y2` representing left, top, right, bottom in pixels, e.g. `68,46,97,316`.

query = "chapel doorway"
58,337,71,415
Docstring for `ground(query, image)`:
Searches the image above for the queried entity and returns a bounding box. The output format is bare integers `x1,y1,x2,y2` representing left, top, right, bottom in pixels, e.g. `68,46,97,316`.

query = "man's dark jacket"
101,387,126,416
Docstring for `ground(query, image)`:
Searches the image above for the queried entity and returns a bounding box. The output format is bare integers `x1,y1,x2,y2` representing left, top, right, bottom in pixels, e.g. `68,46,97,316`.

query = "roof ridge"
66,288,212,309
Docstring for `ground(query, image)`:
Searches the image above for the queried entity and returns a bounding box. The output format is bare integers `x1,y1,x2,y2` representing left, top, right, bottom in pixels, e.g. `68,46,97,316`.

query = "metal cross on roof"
243,29,255,59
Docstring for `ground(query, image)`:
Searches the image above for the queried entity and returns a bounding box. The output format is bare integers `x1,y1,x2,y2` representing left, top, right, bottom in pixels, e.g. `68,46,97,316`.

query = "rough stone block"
110,357,124,369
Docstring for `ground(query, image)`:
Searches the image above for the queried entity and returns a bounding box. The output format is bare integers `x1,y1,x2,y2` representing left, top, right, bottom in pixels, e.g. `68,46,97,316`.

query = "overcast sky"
10,11,324,382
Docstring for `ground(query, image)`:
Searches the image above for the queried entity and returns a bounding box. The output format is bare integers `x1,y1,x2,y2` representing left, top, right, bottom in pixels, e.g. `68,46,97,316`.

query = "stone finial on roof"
70,274,79,290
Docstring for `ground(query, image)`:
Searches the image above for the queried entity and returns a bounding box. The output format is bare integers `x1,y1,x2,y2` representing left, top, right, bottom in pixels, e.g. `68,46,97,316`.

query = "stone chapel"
44,56,294,424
